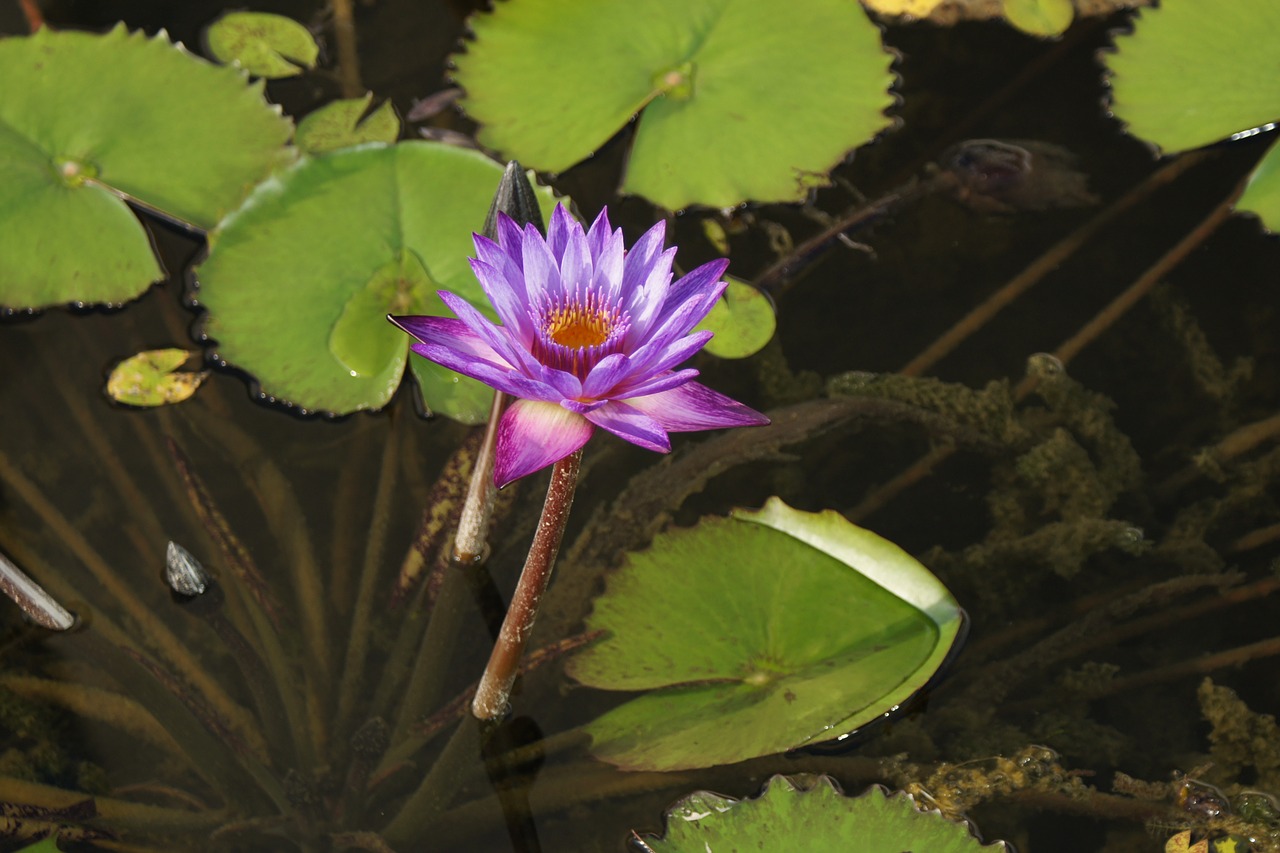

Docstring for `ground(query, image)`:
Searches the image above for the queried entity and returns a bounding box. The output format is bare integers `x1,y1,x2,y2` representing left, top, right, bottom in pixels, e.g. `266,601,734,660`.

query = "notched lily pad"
635,775,1006,852
106,349,208,407
453,0,895,209
567,497,965,772
0,24,294,310
694,276,775,359
296,94,401,155
194,141,559,420
205,11,320,78
1106,0,1280,230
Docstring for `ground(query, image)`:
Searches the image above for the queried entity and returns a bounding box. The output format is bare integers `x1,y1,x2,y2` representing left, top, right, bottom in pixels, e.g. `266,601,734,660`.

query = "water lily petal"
545,203,576,263
638,278,727,350
583,400,671,453
409,341,558,402
626,246,677,338
660,258,730,325
619,218,666,299
437,290,540,375
613,367,700,400
469,257,533,341
627,329,713,378
522,222,562,304
560,212,593,295
495,399,594,487
581,352,633,398
626,380,770,432
389,315,506,368
495,213,525,264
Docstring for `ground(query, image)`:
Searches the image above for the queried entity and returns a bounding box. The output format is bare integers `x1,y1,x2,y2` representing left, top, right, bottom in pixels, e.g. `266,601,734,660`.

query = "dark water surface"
3,2,1280,851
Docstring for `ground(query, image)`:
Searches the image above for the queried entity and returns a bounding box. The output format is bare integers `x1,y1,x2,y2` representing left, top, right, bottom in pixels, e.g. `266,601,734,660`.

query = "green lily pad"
452,0,895,210
636,776,1005,852
694,276,775,359
567,498,964,771
1004,0,1074,36
1106,0,1280,230
105,348,208,406
204,11,320,78
295,94,401,155
0,25,294,310
194,142,559,420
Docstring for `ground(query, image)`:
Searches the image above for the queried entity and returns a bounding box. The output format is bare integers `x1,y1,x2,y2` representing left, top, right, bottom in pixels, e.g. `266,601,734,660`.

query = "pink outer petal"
625,381,770,432
583,400,671,453
494,399,594,488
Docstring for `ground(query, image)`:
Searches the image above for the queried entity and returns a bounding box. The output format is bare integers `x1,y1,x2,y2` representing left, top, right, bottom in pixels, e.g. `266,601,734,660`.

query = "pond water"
2,2,1280,851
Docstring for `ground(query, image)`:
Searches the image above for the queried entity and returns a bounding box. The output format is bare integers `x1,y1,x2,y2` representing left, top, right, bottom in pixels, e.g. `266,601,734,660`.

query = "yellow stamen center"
546,304,611,349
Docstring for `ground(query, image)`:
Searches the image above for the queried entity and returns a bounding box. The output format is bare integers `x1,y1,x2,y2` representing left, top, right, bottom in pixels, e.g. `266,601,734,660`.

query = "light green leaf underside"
1003,0,1074,36
453,0,895,209
296,94,401,155
0,25,293,310
195,142,559,420
568,498,963,771
643,777,1004,852
205,11,320,78
1107,1,1280,153
694,276,775,358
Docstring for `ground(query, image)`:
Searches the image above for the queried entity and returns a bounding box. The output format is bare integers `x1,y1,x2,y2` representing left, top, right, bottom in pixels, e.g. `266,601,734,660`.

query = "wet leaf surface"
295,95,400,155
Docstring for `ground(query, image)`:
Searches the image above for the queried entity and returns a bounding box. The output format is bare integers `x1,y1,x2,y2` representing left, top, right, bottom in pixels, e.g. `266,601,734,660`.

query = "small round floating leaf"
0,25,293,310
453,0,895,209
694,276,775,359
106,349,208,407
296,94,401,155
1003,0,1074,36
567,498,964,771
195,141,559,418
205,11,320,78
641,777,1005,852
1106,1,1280,154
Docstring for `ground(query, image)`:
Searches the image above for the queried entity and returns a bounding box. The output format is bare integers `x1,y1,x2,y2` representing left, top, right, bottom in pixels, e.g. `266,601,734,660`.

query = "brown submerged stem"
472,450,582,720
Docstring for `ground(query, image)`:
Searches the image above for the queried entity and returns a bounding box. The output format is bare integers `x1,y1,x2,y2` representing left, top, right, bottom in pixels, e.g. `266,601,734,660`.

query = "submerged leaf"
567,498,964,771
106,349,208,406
694,276,775,359
638,776,1005,852
194,142,559,420
205,11,320,78
0,25,294,310
295,95,401,155
453,0,895,209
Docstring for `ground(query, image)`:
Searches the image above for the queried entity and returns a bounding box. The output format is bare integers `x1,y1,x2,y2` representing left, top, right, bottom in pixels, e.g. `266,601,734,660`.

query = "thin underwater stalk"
472,449,582,720
851,177,1243,523
0,451,263,749
335,403,405,741
380,716,485,846
0,549,74,631
330,0,363,98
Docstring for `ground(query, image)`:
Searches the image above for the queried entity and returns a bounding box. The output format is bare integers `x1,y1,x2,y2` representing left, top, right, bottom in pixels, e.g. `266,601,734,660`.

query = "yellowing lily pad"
1004,0,1074,36
452,0,895,210
194,142,559,421
637,777,1006,852
567,498,964,772
295,95,401,155
694,276,775,359
0,25,293,310
106,349,208,407
204,11,320,78
1107,0,1280,230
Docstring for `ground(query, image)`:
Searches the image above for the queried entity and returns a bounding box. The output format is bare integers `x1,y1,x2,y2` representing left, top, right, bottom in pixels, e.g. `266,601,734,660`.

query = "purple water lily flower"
390,203,769,487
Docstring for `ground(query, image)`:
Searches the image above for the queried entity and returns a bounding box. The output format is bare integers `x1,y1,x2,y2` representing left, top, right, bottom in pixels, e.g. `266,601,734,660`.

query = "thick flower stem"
472,449,582,720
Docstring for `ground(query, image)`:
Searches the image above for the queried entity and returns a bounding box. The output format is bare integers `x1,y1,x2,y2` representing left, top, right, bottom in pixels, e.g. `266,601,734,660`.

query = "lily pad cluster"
452,0,896,210
635,775,1006,851
0,24,293,310
1106,0,1280,231
568,498,964,771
